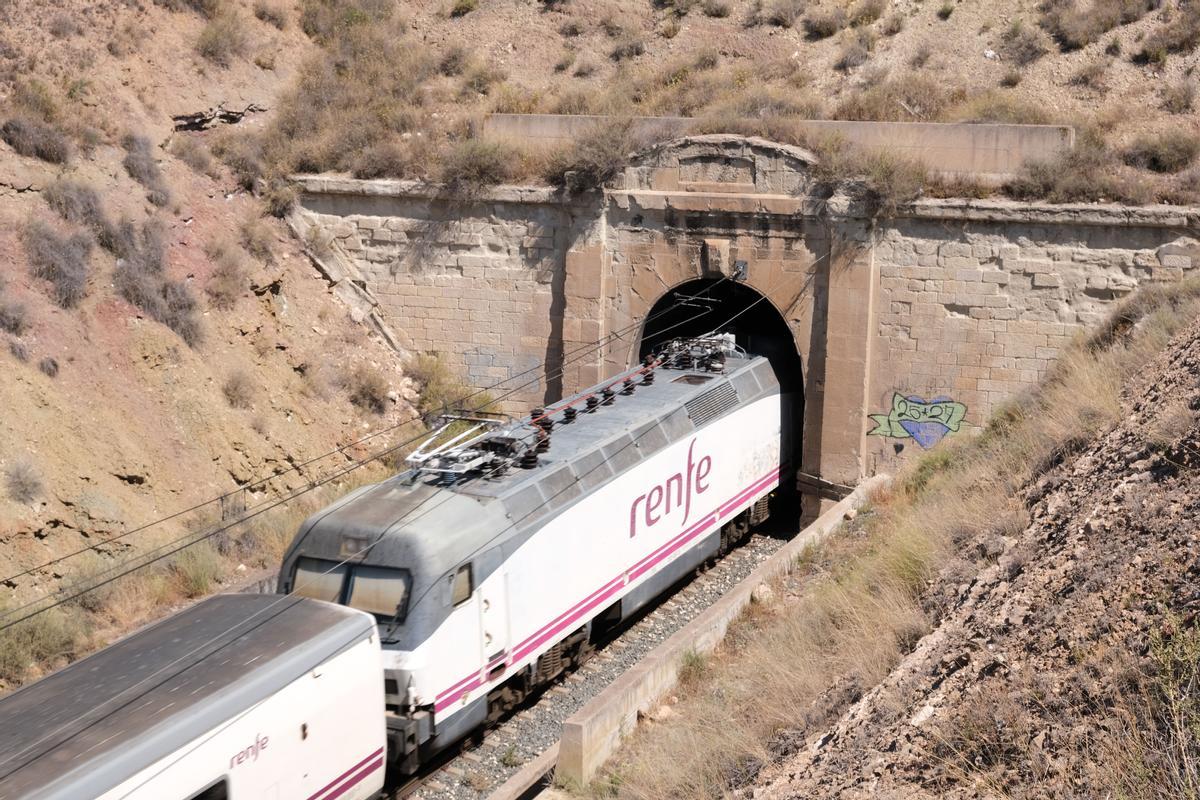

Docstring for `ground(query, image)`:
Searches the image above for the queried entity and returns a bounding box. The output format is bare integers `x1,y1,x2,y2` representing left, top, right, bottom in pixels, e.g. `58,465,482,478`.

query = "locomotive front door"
480,571,510,675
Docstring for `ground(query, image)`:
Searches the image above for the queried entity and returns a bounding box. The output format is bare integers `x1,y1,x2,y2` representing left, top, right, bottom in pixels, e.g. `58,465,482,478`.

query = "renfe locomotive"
278,335,784,774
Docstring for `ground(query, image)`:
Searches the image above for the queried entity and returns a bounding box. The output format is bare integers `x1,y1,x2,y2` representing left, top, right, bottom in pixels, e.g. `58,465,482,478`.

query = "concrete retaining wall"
481,114,1075,182
555,476,887,789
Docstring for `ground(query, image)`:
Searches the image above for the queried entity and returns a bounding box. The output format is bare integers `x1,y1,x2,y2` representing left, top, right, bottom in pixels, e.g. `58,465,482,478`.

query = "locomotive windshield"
290,557,411,623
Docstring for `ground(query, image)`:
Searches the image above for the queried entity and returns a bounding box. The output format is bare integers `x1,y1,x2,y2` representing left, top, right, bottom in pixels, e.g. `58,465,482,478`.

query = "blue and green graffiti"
868,393,967,449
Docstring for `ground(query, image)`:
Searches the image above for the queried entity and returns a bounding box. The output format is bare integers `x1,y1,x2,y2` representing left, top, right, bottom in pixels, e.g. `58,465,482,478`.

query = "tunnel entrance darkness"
637,279,804,501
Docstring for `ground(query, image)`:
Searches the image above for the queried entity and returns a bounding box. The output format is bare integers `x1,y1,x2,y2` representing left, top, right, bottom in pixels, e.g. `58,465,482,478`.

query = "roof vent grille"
684,382,739,427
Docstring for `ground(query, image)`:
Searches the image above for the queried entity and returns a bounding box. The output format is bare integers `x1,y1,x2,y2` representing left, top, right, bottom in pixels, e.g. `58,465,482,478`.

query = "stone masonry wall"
866,203,1199,475
297,181,598,412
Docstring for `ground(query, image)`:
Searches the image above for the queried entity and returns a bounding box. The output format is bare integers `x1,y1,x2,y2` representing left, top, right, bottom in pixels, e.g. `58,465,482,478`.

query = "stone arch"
615,133,819,196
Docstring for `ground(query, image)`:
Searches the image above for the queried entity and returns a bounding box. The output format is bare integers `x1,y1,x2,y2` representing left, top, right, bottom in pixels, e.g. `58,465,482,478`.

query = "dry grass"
583,279,1200,800
169,135,217,176
223,369,257,409
197,10,249,66
1,118,70,164
1124,132,1200,174
440,138,521,198
122,134,171,207
0,301,28,336
240,218,274,262
22,219,91,309
543,117,654,194
1000,19,1048,66
1163,81,1197,114
38,357,58,378
344,364,391,414
5,460,43,503
253,0,287,29
205,237,248,310
114,221,204,347
1041,0,1156,51
1135,4,1200,65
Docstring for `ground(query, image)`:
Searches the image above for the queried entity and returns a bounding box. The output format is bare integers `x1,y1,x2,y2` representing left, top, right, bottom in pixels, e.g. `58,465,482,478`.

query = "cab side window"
186,778,228,800
451,564,473,606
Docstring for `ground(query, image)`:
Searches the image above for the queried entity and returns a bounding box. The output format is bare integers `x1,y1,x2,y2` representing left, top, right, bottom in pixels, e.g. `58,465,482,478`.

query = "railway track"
387,530,790,800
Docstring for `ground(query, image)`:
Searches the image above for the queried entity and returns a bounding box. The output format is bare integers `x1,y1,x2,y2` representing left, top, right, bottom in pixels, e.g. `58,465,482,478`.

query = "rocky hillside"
757,310,1200,796
0,0,419,686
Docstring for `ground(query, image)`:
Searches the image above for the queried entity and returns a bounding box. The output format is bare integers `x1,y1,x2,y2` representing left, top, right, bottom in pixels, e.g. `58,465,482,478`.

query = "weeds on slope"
583,278,1200,800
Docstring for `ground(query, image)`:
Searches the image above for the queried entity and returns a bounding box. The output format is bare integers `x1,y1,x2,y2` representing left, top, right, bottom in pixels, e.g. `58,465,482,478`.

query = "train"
0,594,386,800
0,335,785,797
276,334,783,774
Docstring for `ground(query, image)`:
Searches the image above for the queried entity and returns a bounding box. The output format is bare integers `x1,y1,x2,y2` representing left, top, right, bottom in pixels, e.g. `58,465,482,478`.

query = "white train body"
0,595,386,800
279,338,784,772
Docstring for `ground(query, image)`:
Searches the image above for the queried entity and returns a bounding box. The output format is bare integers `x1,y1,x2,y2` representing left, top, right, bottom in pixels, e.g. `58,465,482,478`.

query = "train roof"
281,344,780,616
0,594,375,800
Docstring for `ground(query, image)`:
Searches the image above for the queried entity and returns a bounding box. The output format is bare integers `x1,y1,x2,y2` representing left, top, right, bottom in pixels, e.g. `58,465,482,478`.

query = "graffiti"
868,393,967,449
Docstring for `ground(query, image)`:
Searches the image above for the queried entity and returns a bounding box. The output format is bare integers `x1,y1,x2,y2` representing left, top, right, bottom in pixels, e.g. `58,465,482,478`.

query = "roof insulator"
563,406,578,424
520,449,539,469
601,387,615,406
621,378,635,395
642,369,655,386
585,396,600,413
537,430,551,453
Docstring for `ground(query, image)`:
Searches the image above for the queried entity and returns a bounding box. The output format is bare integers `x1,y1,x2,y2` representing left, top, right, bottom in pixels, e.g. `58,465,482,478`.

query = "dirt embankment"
0,0,419,685
757,320,1200,798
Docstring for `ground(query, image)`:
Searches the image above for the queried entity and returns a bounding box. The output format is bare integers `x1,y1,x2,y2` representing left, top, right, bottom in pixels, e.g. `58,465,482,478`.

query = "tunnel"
636,278,804,505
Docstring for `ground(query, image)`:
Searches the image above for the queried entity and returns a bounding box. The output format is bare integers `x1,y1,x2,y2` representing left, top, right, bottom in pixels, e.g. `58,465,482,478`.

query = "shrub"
1135,6,1200,64
263,181,298,217
439,138,518,198
1163,81,1196,114
9,339,29,362
462,62,506,95
0,301,28,336
0,607,82,685
816,141,928,216
345,365,390,414
223,370,257,408
909,43,932,68
350,139,411,179
881,12,904,35
38,357,58,378
559,19,583,36
804,6,847,38
23,219,91,309
543,118,647,194
573,57,598,77
210,133,264,190
937,1,954,20
240,219,274,262
1069,59,1109,89
750,0,806,27
114,222,204,346
439,45,470,76
254,0,287,28
169,135,216,175
406,352,472,415
43,179,121,251
1124,133,1200,174
849,0,885,27
172,542,223,597
1043,0,1159,51
834,74,954,121
122,134,172,207
49,13,82,38
5,460,42,503
701,0,730,17
1006,130,1140,203
154,0,222,17
197,11,249,66
206,239,247,310
835,29,874,71
1000,69,1022,87
450,0,477,17
1,118,70,164
1001,20,1048,66
554,51,576,73
610,36,645,61
951,92,1049,123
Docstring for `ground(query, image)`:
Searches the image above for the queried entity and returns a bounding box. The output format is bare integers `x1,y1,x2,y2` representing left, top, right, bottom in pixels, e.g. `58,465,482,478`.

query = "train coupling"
386,709,433,774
